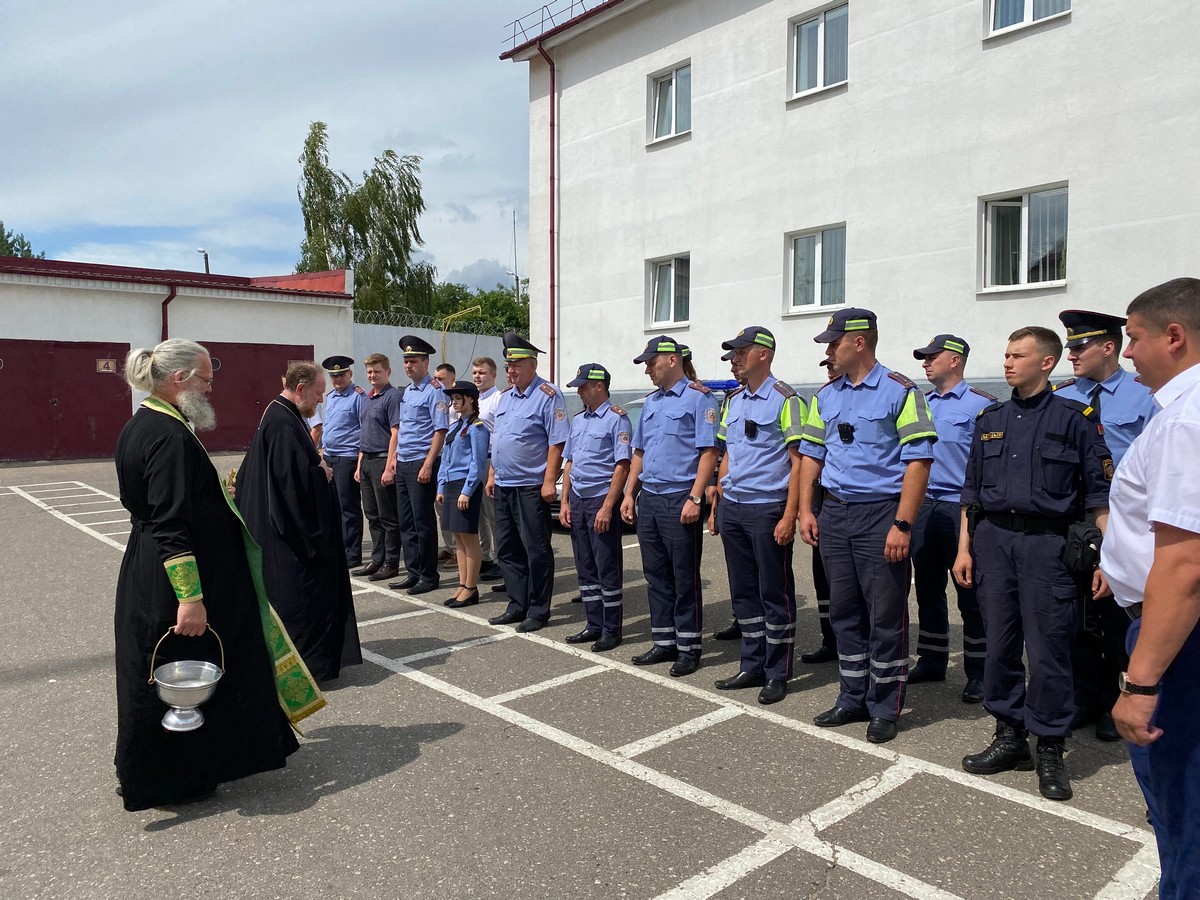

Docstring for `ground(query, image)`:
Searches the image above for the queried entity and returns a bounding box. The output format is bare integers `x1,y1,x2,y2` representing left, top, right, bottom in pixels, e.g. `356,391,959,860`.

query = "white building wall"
521,0,1200,391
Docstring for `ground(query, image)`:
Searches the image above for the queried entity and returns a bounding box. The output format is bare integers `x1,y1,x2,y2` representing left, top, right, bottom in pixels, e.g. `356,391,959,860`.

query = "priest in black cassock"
236,361,362,682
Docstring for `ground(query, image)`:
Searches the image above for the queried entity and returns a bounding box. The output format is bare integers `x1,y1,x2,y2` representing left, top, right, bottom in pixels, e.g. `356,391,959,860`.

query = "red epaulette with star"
354,386,365,394
773,381,798,398
969,386,997,401
609,404,626,416
887,371,918,390
540,383,557,397
688,381,711,393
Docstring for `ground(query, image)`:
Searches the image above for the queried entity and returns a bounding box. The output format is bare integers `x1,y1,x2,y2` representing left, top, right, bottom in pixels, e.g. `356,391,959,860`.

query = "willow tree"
296,121,436,313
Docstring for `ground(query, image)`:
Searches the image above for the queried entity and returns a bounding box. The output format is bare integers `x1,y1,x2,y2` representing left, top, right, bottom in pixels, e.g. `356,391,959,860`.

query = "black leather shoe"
352,561,382,577
490,584,508,593
591,634,621,653
515,618,546,633
713,619,742,641
800,644,837,664
1095,713,1121,743
814,706,869,727
489,611,525,626
758,679,787,705
566,629,601,644
961,679,985,704
714,671,766,691
446,588,480,609
479,567,504,583
962,722,1034,774
669,657,699,677
866,717,898,743
369,563,399,582
632,646,678,666
570,595,582,604
1036,738,1072,800
907,662,946,684
407,579,439,596
389,574,420,591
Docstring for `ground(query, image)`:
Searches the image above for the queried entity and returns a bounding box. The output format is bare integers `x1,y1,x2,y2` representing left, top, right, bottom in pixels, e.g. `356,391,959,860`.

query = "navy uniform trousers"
396,458,440,582
1126,616,1200,899
568,490,623,638
719,499,796,682
812,547,835,649
818,497,909,721
911,498,986,680
360,453,401,565
326,454,363,566
973,519,1076,737
638,490,704,661
495,485,555,623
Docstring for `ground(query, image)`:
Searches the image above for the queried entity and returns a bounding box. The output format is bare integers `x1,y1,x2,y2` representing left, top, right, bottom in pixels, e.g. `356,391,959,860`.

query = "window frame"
986,0,1071,39
789,3,849,100
981,184,1068,292
647,255,691,328
784,224,847,314
648,62,692,144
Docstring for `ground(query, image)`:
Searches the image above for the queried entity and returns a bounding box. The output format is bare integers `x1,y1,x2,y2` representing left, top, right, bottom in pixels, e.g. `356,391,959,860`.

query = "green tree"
296,122,436,313
0,221,45,259
432,280,529,335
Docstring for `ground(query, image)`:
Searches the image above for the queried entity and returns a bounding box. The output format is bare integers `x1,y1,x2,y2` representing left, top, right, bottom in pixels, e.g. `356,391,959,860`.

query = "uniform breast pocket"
938,409,975,444
664,408,691,437
854,410,892,446
980,440,1005,486
585,432,612,454
1038,442,1078,497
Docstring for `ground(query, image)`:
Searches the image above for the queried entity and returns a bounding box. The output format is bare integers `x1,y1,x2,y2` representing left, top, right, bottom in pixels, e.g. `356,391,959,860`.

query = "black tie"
1089,382,1102,418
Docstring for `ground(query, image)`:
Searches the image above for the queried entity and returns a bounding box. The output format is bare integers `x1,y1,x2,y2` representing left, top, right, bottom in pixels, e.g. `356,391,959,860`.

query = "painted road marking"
488,664,608,705
614,706,744,759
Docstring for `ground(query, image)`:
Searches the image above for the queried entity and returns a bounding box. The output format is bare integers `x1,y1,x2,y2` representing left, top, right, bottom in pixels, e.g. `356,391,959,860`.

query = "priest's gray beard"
177,388,217,432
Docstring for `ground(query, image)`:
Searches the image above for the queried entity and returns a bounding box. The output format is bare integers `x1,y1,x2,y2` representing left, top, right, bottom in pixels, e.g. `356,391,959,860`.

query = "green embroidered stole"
141,396,326,727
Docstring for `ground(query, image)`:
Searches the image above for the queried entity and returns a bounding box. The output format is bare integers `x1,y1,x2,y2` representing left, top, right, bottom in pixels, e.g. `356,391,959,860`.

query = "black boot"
962,721,1034,775
1036,737,1073,801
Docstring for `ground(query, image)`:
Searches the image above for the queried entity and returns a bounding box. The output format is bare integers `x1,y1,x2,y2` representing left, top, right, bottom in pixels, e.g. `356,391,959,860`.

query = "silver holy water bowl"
148,626,225,732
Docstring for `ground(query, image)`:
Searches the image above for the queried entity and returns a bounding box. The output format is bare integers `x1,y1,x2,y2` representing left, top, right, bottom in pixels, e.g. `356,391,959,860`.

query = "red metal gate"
198,340,315,452
0,339,132,461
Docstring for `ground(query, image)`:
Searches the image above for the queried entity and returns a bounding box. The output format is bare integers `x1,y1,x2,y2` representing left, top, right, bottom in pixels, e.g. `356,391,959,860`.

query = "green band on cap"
656,341,677,353
943,340,965,354
753,334,775,349
845,318,871,331
506,349,535,359
587,369,607,380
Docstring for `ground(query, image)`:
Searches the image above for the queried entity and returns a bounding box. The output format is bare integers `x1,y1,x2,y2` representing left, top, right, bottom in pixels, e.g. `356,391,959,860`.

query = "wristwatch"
688,495,704,506
1118,672,1159,696
892,519,912,533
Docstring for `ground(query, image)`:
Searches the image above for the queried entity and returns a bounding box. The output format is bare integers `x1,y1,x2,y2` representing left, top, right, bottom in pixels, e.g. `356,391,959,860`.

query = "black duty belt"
982,511,1072,535
1125,603,1143,621
361,451,389,459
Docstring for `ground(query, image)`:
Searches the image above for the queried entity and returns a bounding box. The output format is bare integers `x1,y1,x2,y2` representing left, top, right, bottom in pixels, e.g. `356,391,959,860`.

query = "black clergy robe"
236,396,361,682
114,404,299,812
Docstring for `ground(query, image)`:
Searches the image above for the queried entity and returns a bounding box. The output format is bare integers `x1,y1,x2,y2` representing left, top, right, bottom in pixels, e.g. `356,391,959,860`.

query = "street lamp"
197,248,210,274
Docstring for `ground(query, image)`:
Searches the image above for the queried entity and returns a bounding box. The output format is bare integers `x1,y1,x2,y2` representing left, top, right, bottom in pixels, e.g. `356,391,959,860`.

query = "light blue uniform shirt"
633,377,719,495
800,363,937,502
1053,368,1155,467
492,375,570,487
396,375,449,463
718,374,806,504
437,418,490,497
565,399,634,499
322,383,365,457
924,380,996,502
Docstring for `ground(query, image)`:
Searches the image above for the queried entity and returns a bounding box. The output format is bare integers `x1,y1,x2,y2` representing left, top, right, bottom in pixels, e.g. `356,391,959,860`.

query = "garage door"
198,340,315,452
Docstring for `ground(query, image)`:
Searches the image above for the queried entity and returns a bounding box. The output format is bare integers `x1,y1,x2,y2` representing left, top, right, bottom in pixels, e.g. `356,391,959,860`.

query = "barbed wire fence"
353,308,506,336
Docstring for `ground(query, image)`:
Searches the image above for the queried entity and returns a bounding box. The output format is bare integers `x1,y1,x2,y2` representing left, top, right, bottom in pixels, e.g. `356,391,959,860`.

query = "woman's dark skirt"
441,479,482,533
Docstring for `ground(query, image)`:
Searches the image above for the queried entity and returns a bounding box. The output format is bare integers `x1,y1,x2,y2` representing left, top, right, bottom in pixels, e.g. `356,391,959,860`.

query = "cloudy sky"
1,0,545,290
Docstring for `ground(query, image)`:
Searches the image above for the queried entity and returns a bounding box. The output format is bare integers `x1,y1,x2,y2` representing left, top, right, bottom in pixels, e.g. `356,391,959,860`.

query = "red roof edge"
500,0,629,60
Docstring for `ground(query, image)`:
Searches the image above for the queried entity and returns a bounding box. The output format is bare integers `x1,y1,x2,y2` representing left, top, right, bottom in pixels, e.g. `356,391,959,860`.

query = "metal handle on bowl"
147,624,225,684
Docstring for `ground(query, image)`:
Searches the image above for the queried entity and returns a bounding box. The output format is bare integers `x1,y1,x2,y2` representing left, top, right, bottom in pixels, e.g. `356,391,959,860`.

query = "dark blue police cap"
813,308,878,343
322,355,354,373
566,363,612,387
1058,309,1127,348
913,334,970,359
398,335,436,356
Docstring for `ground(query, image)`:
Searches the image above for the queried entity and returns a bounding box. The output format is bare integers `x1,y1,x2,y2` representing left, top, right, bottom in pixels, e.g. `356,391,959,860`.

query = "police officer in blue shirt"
709,326,805,704
953,326,1113,801
559,363,633,652
388,335,449,596
621,336,720,677
1054,309,1156,741
798,308,937,744
909,335,995,704
321,355,366,567
485,333,569,632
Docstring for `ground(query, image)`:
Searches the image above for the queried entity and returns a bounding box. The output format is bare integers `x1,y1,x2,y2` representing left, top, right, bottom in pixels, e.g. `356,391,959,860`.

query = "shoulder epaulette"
772,381,798,398
887,371,918,390
818,378,840,393
725,385,745,399
969,386,997,401
539,383,557,397
1059,398,1101,421
688,380,711,393
354,385,365,394
925,388,935,398
977,401,1003,418
1053,378,1077,392
609,404,626,416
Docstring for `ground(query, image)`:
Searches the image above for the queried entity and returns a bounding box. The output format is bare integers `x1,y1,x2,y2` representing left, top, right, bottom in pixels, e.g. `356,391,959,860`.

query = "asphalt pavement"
0,456,1158,899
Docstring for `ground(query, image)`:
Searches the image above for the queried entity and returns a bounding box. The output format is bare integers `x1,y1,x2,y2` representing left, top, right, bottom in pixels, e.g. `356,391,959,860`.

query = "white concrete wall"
353,324,505,382
521,0,1200,390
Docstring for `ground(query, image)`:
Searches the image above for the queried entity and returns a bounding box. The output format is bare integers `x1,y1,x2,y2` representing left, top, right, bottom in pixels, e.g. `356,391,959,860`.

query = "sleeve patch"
618,431,631,444
554,408,565,421
1103,458,1115,481
705,407,717,424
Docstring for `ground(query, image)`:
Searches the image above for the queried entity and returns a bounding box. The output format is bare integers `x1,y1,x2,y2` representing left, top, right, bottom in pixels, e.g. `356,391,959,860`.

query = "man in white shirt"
1102,277,1200,899
473,356,503,582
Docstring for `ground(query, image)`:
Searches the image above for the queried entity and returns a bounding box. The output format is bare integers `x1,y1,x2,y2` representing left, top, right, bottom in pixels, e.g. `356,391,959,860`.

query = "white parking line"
389,632,515,666
47,499,118,508
32,492,99,501
357,609,437,627
11,487,126,551
1094,840,1163,900
13,482,84,490
614,706,744,759
81,518,133,526
488,664,608,704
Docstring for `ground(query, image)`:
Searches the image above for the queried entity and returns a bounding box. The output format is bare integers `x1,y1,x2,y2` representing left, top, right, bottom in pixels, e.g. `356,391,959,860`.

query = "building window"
649,256,690,325
984,186,1067,288
790,226,846,309
651,64,691,141
792,4,848,96
990,0,1070,34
